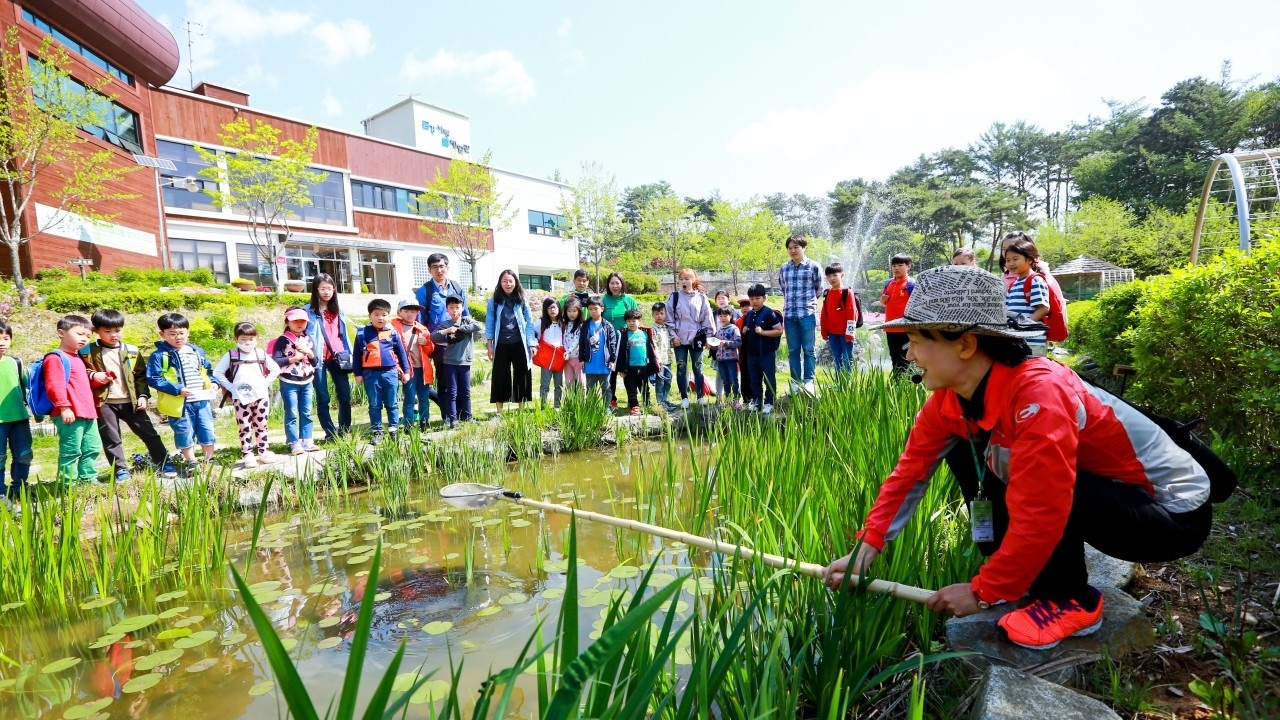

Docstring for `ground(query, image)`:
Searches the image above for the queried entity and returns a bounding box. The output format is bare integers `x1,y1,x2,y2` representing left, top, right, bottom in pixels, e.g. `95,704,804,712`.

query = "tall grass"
558,385,610,452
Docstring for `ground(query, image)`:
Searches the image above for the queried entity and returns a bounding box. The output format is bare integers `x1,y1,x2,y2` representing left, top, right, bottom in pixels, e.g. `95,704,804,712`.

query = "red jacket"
881,277,913,333
819,288,858,340
857,358,1209,604
45,350,106,419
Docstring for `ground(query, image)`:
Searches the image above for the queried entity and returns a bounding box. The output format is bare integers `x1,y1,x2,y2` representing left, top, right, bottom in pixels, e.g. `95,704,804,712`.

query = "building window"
28,57,141,154
529,210,564,237
412,256,431,287
282,244,355,293
351,179,447,221
287,170,347,226
358,250,396,294
519,274,551,291
454,256,473,291
169,238,229,282
235,243,274,287
21,9,134,85
156,140,217,211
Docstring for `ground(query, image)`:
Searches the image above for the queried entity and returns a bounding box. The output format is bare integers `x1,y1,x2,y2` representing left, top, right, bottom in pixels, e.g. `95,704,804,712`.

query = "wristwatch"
977,600,991,611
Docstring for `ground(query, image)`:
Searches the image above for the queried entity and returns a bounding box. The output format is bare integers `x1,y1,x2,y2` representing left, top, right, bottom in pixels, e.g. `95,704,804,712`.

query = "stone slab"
970,665,1120,720
946,586,1153,671
1085,544,1136,589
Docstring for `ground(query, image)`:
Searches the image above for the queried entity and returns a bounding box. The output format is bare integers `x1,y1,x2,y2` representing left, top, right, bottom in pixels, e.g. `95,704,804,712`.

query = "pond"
0,440,718,720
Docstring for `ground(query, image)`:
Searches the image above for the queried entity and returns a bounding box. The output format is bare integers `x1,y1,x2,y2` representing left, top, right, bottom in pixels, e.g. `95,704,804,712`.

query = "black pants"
886,332,911,375
621,366,649,409
98,401,169,473
490,341,533,404
944,435,1212,602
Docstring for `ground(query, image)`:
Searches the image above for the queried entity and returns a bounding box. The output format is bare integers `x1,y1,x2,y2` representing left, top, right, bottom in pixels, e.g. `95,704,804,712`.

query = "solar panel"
132,154,177,171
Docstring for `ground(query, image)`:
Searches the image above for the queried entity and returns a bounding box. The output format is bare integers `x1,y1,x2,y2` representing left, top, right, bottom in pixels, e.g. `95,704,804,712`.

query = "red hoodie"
819,288,859,340
45,350,105,419
856,358,1209,604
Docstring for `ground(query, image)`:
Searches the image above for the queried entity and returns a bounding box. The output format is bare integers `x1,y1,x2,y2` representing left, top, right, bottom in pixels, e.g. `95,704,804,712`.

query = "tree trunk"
273,262,284,298
9,241,29,309
468,258,479,293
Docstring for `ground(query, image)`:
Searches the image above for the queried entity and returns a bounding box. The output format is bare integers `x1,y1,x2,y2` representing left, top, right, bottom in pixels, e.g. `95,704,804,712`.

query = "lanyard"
966,430,988,501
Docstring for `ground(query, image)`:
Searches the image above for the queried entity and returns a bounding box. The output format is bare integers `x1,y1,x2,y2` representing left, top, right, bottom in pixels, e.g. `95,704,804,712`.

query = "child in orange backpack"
354,298,410,444
392,300,435,431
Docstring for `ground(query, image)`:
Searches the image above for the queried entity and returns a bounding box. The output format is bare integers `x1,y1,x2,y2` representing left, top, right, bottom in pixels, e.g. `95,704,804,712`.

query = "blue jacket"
145,341,212,395
416,278,469,331
306,306,352,363
485,297,538,365
353,325,410,377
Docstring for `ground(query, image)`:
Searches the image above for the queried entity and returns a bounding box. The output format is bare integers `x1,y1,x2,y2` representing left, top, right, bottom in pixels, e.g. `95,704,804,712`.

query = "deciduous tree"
417,149,515,292
560,161,624,291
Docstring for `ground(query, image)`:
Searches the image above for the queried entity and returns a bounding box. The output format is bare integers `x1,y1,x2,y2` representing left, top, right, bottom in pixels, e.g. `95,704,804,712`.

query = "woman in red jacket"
823,265,1212,650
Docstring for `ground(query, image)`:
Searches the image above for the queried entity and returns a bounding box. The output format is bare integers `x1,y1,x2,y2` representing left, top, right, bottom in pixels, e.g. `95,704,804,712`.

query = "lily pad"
422,620,452,635
476,606,502,617
346,554,371,565
174,615,205,628
280,638,298,652
322,585,345,597
185,658,219,673
373,592,391,602
510,519,532,528
608,565,640,579
317,616,341,628
108,614,159,634
409,555,430,564
497,593,527,605
248,680,275,696
158,606,189,619
409,679,451,704
87,633,125,649
155,590,189,603
173,630,218,649
443,553,459,561
251,589,283,604
133,648,184,671
220,632,248,646
156,627,193,640
389,542,408,550
540,588,564,599
122,673,164,693
248,580,281,593
40,656,82,674
79,596,117,610
316,637,342,649
61,697,112,719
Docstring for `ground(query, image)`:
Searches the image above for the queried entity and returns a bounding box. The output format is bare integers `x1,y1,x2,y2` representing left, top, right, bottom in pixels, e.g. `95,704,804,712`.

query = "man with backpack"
415,253,469,410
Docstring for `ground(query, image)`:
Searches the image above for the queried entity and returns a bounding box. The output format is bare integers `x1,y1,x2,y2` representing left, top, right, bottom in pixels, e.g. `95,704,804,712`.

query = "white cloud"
311,19,374,64
184,0,311,72
401,49,536,104
724,53,1081,194
321,89,343,116
557,19,572,38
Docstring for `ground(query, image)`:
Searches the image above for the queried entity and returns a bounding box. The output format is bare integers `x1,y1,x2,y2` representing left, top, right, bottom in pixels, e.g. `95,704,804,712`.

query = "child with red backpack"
213,323,281,468
1000,231,1068,346
820,262,861,373
1003,238,1052,355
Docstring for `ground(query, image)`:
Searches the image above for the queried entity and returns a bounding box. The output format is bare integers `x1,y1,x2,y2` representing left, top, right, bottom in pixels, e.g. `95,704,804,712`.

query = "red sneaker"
997,593,1104,650
629,406,641,416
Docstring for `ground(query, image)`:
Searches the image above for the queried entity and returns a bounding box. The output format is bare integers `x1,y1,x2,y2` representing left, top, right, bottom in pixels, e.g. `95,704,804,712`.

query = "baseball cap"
397,299,423,312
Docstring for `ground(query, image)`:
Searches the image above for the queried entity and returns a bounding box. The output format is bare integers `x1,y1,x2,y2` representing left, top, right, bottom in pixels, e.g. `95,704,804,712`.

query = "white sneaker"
681,398,690,409
748,404,759,412
241,453,257,469
804,381,817,395
762,404,774,415
698,396,709,405
259,450,280,463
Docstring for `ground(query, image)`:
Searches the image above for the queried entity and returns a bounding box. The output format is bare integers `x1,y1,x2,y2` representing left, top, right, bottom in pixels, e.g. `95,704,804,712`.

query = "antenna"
181,19,204,90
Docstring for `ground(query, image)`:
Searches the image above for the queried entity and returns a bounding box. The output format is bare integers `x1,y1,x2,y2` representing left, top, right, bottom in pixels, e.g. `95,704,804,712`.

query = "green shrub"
35,267,70,282
585,268,659,294
467,299,487,323
116,267,217,286
1070,239,1279,464
42,290,309,313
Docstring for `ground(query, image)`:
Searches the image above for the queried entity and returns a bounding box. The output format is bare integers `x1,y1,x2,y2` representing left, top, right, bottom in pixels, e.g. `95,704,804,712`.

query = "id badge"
969,500,995,542
845,320,857,336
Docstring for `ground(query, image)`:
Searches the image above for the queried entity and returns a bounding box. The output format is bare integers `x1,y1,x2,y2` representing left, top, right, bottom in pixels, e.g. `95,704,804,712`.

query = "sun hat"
737,296,751,306
874,265,1044,339
284,308,308,322
397,299,423,312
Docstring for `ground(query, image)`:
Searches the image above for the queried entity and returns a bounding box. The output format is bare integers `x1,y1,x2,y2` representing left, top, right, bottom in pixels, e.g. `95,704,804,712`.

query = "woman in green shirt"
600,272,638,409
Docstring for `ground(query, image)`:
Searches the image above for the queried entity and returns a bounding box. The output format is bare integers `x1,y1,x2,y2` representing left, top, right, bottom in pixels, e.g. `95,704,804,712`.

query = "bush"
467,300,487,323
115,267,217,286
42,290,309,313
585,268,659,294
1070,239,1280,464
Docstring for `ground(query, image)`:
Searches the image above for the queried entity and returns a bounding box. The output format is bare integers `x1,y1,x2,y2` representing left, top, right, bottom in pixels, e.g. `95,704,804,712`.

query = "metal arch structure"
1191,148,1280,264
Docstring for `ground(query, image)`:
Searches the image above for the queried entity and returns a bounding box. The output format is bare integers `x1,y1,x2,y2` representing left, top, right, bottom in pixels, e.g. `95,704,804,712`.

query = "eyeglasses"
429,263,447,270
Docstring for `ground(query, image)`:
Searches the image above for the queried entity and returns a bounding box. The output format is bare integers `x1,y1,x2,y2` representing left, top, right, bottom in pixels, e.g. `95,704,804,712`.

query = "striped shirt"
778,258,822,320
1006,274,1048,347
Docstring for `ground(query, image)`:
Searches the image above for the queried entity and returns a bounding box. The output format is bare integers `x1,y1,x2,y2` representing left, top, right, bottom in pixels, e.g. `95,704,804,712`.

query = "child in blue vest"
354,298,410,444
0,321,33,498
146,313,216,464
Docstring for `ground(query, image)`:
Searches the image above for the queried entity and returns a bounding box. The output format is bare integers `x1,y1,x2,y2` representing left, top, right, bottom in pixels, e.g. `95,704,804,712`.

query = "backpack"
1022,273,1068,343
1077,370,1236,503
221,349,270,405
28,351,72,417
420,279,464,326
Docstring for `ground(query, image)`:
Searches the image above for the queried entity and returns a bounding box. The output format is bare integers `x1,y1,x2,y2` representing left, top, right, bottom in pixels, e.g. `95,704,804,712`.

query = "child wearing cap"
271,307,319,454
354,299,411,444
430,295,486,427
392,299,435,431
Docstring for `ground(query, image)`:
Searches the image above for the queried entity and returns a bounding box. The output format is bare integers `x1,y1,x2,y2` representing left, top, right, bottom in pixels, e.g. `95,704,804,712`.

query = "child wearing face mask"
212,323,282,468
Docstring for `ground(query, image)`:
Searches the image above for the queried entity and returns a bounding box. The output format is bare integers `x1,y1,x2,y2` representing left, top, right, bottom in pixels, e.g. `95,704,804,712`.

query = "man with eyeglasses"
415,253,470,414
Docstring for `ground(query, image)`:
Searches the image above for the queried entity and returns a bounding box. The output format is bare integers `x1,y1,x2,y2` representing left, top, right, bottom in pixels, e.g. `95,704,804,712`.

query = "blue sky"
139,0,1280,201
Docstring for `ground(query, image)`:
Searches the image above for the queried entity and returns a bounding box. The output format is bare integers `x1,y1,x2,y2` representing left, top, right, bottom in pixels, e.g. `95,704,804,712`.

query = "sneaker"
698,396,709,405
680,398,690,409
302,440,320,452
629,406,641,416
370,432,383,446
259,451,280,463
804,381,817,395
610,399,618,410
748,404,759,412
291,444,306,456
419,420,429,432
241,454,258,469
114,470,132,483
762,404,773,415
997,592,1105,650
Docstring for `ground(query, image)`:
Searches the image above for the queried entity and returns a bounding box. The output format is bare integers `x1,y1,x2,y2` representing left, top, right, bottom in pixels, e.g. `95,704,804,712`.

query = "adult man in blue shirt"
777,234,822,395
414,253,469,415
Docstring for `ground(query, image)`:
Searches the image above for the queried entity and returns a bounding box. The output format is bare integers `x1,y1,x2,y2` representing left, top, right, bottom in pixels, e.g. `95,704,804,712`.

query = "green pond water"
0,440,717,719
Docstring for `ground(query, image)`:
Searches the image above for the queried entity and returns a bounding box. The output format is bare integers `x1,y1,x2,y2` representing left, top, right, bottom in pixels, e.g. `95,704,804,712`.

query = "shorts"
170,399,216,450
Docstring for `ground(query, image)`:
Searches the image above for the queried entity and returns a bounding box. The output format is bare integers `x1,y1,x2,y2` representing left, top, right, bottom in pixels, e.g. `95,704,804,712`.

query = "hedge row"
1068,237,1279,464
43,290,311,314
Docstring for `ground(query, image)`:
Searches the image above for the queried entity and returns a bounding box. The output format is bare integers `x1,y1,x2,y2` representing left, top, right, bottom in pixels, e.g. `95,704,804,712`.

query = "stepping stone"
970,665,1120,720
1085,544,1136,589
946,586,1153,671
609,414,665,437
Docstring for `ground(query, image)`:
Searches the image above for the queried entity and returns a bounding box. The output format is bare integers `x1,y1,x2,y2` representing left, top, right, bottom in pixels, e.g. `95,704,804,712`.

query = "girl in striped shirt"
1003,239,1049,355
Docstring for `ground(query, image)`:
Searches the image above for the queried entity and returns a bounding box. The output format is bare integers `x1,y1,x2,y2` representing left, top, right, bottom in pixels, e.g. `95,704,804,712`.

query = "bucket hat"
874,265,1044,339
